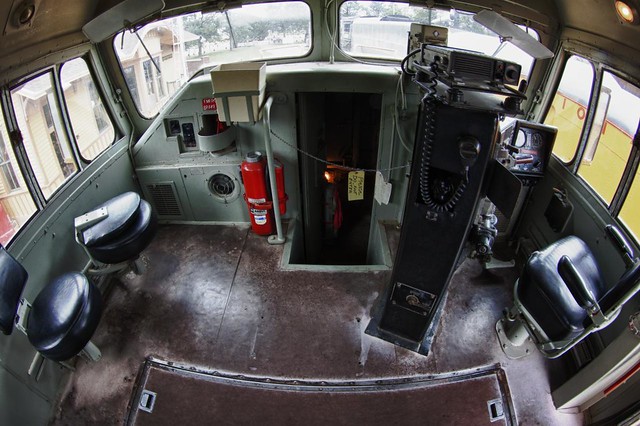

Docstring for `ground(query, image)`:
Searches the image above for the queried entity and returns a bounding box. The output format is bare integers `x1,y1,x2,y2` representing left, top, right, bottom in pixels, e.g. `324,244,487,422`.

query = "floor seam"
213,226,250,347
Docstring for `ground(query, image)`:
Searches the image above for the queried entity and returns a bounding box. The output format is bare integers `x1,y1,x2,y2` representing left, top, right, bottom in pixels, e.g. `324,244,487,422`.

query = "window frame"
9,69,81,202
543,53,597,167
0,52,121,246
112,1,315,120
543,50,640,241
59,55,118,164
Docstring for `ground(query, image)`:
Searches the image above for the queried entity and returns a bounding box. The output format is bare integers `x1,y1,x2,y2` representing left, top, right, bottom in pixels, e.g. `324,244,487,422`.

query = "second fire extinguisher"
240,151,287,235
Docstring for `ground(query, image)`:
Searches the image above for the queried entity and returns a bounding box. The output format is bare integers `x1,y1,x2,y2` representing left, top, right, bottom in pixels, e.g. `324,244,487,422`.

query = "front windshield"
114,1,311,118
339,1,538,78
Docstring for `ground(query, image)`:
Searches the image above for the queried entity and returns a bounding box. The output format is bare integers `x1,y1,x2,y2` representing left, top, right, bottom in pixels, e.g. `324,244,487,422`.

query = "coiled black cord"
418,62,467,213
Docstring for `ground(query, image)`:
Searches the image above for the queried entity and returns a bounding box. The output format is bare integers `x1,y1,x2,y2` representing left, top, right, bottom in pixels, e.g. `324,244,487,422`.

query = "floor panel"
51,224,582,425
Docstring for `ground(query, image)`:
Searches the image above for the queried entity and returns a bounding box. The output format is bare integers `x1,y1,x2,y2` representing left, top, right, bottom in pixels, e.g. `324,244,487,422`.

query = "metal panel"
137,167,193,221
180,165,249,223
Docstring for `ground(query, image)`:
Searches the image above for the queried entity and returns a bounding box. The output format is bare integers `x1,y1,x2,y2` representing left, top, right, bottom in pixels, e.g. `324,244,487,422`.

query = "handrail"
262,95,285,245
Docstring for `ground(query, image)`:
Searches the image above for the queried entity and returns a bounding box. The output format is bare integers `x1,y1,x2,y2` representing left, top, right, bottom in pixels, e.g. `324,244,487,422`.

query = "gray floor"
51,224,583,425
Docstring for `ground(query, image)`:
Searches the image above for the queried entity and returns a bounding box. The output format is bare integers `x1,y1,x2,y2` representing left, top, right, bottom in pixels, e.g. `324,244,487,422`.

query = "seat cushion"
517,236,605,342
27,272,102,361
0,247,28,335
82,192,141,247
86,200,158,264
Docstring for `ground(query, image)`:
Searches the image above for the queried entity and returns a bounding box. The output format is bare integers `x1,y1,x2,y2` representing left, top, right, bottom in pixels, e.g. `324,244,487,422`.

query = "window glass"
578,72,639,204
11,73,78,200
339,1,538,78
114,2,312,118
544,56,594,162
61,58,115,161
619,167,640,240
0,109,37,245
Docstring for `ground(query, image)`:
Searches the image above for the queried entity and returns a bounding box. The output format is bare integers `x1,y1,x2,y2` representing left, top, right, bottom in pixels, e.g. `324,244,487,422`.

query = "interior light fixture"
614,0,639,24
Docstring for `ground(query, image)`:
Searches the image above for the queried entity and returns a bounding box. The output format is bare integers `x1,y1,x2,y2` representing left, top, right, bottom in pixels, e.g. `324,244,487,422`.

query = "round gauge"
514,129,527,148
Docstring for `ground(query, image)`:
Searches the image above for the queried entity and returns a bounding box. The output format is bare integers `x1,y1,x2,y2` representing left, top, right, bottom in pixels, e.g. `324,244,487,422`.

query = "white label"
255,215,267,225
374,171,392,205
248,197,266,204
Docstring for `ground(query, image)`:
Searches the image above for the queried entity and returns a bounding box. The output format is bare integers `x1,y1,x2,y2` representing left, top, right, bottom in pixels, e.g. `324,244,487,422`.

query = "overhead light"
614,0,639,24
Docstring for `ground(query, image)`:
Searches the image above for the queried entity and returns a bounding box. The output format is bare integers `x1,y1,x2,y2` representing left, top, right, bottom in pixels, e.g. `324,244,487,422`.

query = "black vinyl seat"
0,247,102,362
78,192,157,265
27,272,102,362
497,226,640,359
517,236,605,342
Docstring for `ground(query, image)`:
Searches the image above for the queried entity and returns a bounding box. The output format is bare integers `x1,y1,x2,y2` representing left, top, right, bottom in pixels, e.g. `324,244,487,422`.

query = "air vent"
147,183,182,217
208,173,240,204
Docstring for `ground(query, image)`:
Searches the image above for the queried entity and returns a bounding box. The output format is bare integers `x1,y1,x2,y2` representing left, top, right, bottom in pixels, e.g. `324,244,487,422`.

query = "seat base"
495,317,536,360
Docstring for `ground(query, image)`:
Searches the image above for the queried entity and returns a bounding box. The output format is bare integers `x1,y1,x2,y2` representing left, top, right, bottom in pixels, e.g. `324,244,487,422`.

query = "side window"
544,55,595,163
577,72,639,205
545,56,640,242
619,168,640,240
0,109,38,245
61,58,115,161
11,73,79,200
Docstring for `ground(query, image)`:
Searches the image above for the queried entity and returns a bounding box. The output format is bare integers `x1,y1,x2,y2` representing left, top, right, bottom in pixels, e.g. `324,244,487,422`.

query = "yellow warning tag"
347,171,365,201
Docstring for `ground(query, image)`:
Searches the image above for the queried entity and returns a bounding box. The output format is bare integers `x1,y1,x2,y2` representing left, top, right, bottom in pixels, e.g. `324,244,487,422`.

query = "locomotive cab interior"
0,0,639,424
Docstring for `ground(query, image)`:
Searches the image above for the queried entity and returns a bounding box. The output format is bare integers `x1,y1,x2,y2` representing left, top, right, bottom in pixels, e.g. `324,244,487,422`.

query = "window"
114,1,312,118
0,140,19,191
143,60,155,96
544,56,595,163
61,58,115,161
154,57,165,97
0,108,37,246
577,72,639,205
545,54,640,242
619,168,640,240
11,73,79,200
339,1,538,79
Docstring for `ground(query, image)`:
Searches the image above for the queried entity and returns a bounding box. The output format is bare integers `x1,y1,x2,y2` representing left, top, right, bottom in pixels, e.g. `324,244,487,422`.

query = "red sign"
202,98,217,111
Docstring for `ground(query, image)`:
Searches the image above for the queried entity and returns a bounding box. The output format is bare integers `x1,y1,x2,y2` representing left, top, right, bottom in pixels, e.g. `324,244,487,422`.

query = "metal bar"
262,96,285,245
28,352,45,380
221,97,232,126
246,95,255,124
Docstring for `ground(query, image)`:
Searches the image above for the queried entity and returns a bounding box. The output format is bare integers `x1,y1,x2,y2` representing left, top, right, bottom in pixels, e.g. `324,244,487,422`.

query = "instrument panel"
506,120,557,178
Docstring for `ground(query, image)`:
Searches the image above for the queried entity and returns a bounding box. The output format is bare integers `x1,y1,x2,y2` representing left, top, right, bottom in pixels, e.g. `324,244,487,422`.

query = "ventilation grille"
147,183,182,217
451,54,494,80
209,174,235,197
207,173,240,204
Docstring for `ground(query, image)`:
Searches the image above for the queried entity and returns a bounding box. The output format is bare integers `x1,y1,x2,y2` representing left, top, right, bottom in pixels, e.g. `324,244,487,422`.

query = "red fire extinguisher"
241,151,287,235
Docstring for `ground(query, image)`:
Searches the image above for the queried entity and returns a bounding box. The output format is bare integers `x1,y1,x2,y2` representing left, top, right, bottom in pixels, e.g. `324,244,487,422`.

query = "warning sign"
202,98,217,111
347,171,365,201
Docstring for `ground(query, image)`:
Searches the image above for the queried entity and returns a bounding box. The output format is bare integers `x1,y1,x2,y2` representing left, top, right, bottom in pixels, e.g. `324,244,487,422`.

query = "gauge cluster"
505,120,557,179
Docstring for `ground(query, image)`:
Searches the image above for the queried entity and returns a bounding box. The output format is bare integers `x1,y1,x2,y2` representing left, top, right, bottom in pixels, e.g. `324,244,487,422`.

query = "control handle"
606,224,636,267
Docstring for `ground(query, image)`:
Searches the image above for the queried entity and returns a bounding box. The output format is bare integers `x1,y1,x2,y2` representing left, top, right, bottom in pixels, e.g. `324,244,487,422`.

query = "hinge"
15,298,31,334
